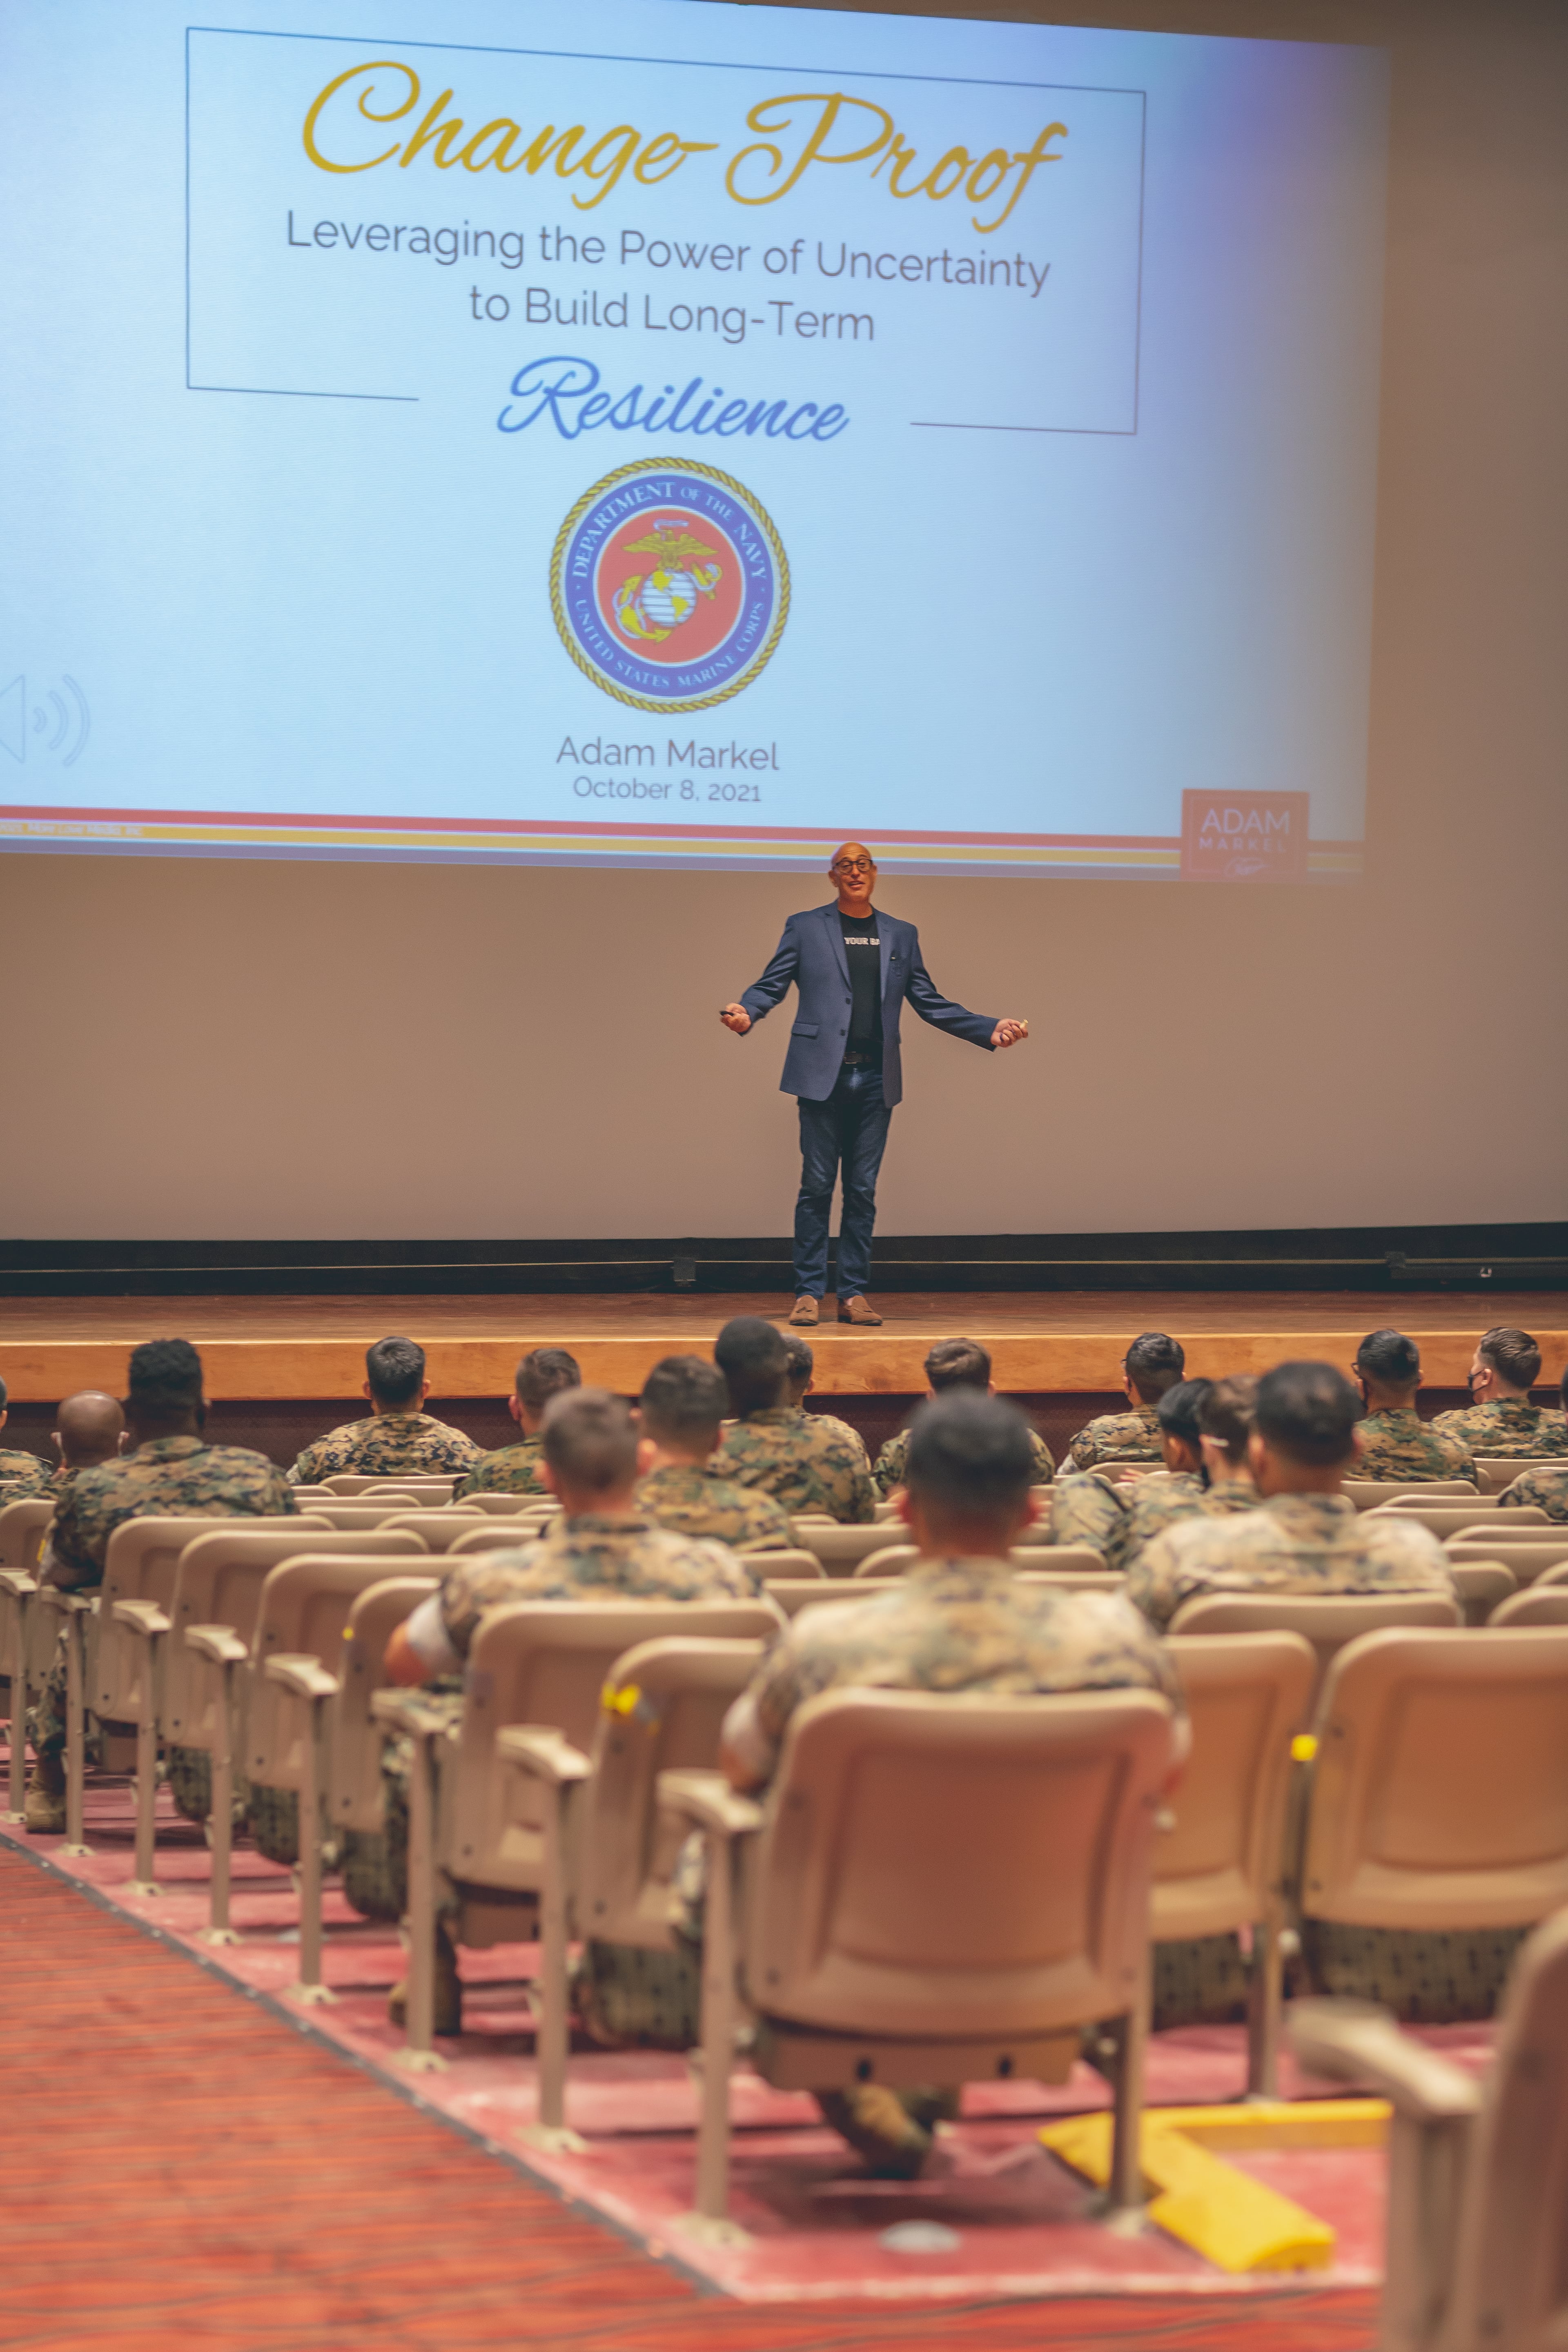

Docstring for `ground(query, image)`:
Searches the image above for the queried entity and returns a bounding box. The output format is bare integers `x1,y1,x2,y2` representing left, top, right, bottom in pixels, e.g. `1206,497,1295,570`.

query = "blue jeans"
793,1062,893,1299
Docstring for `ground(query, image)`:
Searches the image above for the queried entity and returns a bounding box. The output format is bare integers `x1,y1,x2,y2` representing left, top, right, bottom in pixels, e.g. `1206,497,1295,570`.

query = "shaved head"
829,839,875,871
54,1390,125,1468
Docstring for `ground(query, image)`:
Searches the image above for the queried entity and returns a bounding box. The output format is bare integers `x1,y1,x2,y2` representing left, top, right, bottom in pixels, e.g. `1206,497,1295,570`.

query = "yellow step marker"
1039,2100,1389,2274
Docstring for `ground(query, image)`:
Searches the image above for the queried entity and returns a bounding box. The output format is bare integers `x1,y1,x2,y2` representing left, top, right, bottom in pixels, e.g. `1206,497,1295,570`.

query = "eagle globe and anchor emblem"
550,459,789,713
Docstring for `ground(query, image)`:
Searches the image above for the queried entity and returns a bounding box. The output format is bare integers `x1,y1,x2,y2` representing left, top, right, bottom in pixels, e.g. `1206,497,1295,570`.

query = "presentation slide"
0,1,1388,880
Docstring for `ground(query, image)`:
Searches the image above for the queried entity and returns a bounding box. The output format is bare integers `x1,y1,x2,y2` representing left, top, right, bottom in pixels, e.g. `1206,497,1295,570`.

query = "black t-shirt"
839,909,882,1057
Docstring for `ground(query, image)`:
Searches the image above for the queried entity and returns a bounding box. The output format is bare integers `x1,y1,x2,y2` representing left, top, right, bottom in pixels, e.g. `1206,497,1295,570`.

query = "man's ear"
893,1488,913,1527
635,1435,658,1477
1247,1430,1268,1481
418,1381,431,1409
361,1381,374,1404
1350,1427,1366,1462
508,1394,523,1428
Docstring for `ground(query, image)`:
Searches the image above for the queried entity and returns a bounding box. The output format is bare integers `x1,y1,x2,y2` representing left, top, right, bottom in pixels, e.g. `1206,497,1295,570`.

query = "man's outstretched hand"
991,1018,1029,1049
719,1002,753,1035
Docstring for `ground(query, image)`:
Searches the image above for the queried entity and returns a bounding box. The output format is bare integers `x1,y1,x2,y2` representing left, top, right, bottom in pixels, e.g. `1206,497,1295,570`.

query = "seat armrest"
496,1726,591,1787
0,1571,40,1599
263,1653,340,1703
37,1587,91,1616
370,1688,450,1737
1290,1999,1481,2123
184,1624,249,1666
657,1767,764,1839
113,1600,173,1638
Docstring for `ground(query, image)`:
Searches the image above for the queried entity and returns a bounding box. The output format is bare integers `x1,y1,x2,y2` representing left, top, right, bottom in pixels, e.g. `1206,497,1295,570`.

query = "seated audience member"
1067,1332,1185,1470
1350,1329,1474,1482
1128,1360,1455,1633
874,1336,1055,1496
457,1347,581,1498
716,1316,875,1522
290,1336,481,1485
0,1375,52,1503
635,1355,792,1550
1432,1326,1568,1460
782,1333,870,1469
48,1391,125,1500
715,1389,1182,2176
27,1339,295,1832
1107,1377,1261,1572
1499,1364,1568,1521
375,1388,774,2031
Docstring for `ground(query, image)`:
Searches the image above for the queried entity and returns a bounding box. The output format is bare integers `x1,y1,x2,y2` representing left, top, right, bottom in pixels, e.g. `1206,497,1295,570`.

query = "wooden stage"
3,1288,1565,1402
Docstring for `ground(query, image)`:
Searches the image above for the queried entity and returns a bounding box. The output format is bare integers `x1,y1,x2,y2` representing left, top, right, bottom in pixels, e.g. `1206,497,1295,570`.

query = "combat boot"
24,1755,67,1835
387,1921,462,2036
814,2084,934,2178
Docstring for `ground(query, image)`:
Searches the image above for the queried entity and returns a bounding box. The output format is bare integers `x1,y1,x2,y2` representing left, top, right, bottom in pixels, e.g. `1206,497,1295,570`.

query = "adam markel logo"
1181,790,1310,882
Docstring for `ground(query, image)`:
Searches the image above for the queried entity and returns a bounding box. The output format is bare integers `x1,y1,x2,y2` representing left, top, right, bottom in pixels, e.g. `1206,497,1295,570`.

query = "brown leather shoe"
837,1295,884,1327
24,1757,67,1835
815,2084,933,2178
788,1295,820,1326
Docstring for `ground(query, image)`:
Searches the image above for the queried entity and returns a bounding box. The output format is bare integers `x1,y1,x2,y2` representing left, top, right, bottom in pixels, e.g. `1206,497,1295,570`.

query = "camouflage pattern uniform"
1067,1402,1163,1472
1030,1471,1130,1558
1105,1471,1260,1575
1430,1397,1568,1461
1352,1408,1475,1484
456,1436,548,1499
718,1405,876,1523
289,1412,481,1485
0,1448,52,1504
1499,1462,1568,1523
1128,1490,1454,1634
875,1421,1055,1498
636,1462,792,1550
807,1409,871,1469
350,1515,775,1922
31,1436,296,1763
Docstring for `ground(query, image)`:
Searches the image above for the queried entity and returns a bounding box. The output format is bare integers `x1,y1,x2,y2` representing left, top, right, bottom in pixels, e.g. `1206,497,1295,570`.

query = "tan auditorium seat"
497,1631,767,2146
1292,1911,1568,2352
376,1596,780,2066
1160,1631,1317,2095
1446,1533,1568,1588
376,1510,487,1554
1342,1479,1478,1512
1446,1562,1517,1624
1168,1590,1461,1704
767,1579,895,1617
279,1501,430,1532
852,1543,1111,1581
788,1522,900,1574
660,1685,1176,2232
1372,1503,1547,1542
462,1492,544,1517
0,1495,56,1570
0,1565,42,1826
1472,1456,1566,1496
445,1521,555,1558
326,1574,442,1857
322,1474,459,1500
1489,1586,1568,1628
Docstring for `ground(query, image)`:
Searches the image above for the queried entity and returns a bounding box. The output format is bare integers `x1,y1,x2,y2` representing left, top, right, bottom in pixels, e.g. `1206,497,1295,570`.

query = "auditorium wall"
3,0,1564,1245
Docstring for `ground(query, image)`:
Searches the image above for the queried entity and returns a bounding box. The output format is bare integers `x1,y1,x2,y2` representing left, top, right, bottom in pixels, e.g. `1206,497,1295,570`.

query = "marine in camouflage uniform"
1127,1489,1455,1634
1499,1461,1568,1522
807,1408,871,1469
718,1405,876,1523
0,1448,52,1504
1067,1402,1163,1472
636,1461,792,1550
876,1421,1054,1497
289,1411,481,1485
1103,1469,1259,1575
31,1435,296,1763
1430,1396,1568,1461
1029,1470,1130,1558
455,1434,547,1499
1352,1408,1475,1484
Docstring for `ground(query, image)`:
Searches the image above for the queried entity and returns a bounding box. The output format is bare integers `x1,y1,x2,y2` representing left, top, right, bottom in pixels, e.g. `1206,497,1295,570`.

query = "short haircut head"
1198,1374,1257,1465
126,1338,204,1419
542,1388,638,1493
515,1347,581,1412
366,1335,425,1409
1157,1377,1213,1451
904,1390,1036,1525
1355,1327,1421,1389
1124,1332,1185,1402
1479,1326,1542,1391
924,1336,991,1393
639,1354,727,1448
1254,1361,1359,1468
56,1390,125,1464
713,1316,788,1416
781,1334,814,1387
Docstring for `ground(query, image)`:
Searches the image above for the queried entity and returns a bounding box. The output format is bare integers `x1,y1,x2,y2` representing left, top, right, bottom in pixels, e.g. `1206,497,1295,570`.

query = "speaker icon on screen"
0,675,91,768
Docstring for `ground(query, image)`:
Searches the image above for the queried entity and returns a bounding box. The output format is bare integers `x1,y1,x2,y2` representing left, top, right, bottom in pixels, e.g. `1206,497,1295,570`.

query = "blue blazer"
739,903,995,1107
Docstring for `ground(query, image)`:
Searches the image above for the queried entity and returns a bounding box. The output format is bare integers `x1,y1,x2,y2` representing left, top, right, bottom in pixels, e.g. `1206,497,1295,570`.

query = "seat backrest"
1489,1587,1568,1629
164,1524,425,1748
1449,1561,1517,1625
1168,1590,1462,1704
1343,1479,1478,1512
445,1522,545,1558
748,1549,825,1581
1372,1504,1545,1540
322,1474,457,1499
0,1496,56,1569
1301,1627,1568,1929
96,1514,308,1722
1156,1634,1317,1939
575,1635,766,1947
375,1510,486,1553
789,1522,897,1574
329,1574,441,1833
855,1544,916,1577
442,1599,782,1894
464,1491,543,1517
1473,1457,1564,1497
1443,1910,1568,2351
247,1555,432,1791
1014,1569,1129,1595
744,1687,1175,2038
768,1579,895,1617
281,1501,425,1530
1446,1537,1568,1588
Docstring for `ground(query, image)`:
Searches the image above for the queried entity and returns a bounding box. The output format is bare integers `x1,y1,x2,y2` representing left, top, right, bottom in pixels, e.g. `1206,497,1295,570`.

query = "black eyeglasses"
831,858,873,875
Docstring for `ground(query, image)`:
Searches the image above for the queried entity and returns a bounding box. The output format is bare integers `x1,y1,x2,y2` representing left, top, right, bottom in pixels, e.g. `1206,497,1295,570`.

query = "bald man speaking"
720,842,1027,1327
